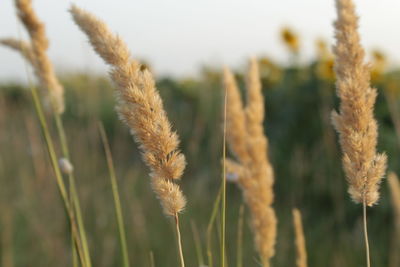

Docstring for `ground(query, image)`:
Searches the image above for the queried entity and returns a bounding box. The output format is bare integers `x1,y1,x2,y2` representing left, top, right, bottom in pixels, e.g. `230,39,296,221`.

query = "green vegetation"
1,50,399,266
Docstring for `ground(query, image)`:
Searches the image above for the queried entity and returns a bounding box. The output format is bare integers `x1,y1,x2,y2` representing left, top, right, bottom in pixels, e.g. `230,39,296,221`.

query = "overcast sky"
1,0,400,81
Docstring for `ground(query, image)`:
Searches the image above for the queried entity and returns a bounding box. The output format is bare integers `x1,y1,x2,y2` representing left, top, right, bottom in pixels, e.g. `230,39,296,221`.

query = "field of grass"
1,54,399,266
1,0,400,267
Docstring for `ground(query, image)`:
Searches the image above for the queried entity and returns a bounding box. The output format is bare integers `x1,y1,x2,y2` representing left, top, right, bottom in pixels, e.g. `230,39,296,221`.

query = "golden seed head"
70,5,187,216
224,59,277,264
332,0,387,206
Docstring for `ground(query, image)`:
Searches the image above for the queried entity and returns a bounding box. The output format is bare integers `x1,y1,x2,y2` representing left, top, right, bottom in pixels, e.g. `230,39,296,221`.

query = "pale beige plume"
0,0,65,114
70,5,186,217
331,0,387,206
224,58,276,266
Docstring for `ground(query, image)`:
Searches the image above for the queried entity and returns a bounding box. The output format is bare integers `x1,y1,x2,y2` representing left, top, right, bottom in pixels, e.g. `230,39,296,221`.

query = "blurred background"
1,0,400,266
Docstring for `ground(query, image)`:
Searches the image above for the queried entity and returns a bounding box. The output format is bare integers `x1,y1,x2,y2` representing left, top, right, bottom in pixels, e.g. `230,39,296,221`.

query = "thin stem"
55,114,81,267
16,15,86,267
175,214,185,267
54,114,69,157
72,246,78,267
54,113,92,267
30,87,87,267
207,184,223,267
149,251,155,267
221,80,228,267
363,198,371,267
191,220,205,266
98,123,130,267
71,178,92,267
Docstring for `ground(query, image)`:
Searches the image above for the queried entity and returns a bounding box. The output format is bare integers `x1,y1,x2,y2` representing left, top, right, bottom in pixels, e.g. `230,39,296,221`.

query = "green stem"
221,82,227,267
207,184,223,267
55,114,80,267
191,220,205,266
98,123,130,267
54,113,92,267
30,87,87,266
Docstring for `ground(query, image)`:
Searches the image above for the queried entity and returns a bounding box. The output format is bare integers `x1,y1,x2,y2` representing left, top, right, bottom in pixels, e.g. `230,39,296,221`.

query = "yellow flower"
315,38,335,82
280,27,299,53
315,38,330,59
370,50,387,83
258,57,282,85
317,57,335,82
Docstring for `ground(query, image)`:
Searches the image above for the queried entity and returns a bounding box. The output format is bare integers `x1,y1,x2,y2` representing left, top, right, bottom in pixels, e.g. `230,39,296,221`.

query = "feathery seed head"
0,38,35,65
332,0,387,206
70,5,187,216
224,60,277,264
10,0,65,114
151,177,186,216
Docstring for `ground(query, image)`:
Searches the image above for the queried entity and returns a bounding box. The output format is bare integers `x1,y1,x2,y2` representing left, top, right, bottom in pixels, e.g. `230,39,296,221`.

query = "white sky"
1,0,400,81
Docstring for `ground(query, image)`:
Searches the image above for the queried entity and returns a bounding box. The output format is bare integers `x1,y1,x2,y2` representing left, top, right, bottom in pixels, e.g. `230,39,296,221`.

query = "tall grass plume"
70,5,187,266
331,0,387,266
0,0,64,114
224,59,277,267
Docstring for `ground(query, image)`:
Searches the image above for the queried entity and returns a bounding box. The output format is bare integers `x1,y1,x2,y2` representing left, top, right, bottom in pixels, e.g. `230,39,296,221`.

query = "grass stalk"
54,113,82,267
191,220,205,266
13,5,88,265
149,251,155,267
54,113,92,267
207,184,223,267
175,213,185,267
221,80,227,267
30,86,87,267
363,198,371,267
98,122,130,267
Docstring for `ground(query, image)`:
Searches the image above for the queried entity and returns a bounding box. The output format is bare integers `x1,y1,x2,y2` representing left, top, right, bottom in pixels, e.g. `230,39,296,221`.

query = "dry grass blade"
292,208,307,267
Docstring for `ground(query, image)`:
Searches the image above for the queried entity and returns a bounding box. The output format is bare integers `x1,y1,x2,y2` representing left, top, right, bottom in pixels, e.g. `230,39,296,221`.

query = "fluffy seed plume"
292,209,308,267
70,5,186,216
224,58,276,266
331,0,387,206
0,38,35,65
0,0,65,114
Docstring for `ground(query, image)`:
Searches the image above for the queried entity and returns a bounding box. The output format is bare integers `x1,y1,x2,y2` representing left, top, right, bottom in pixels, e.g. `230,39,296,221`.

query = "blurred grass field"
1,32,400,266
